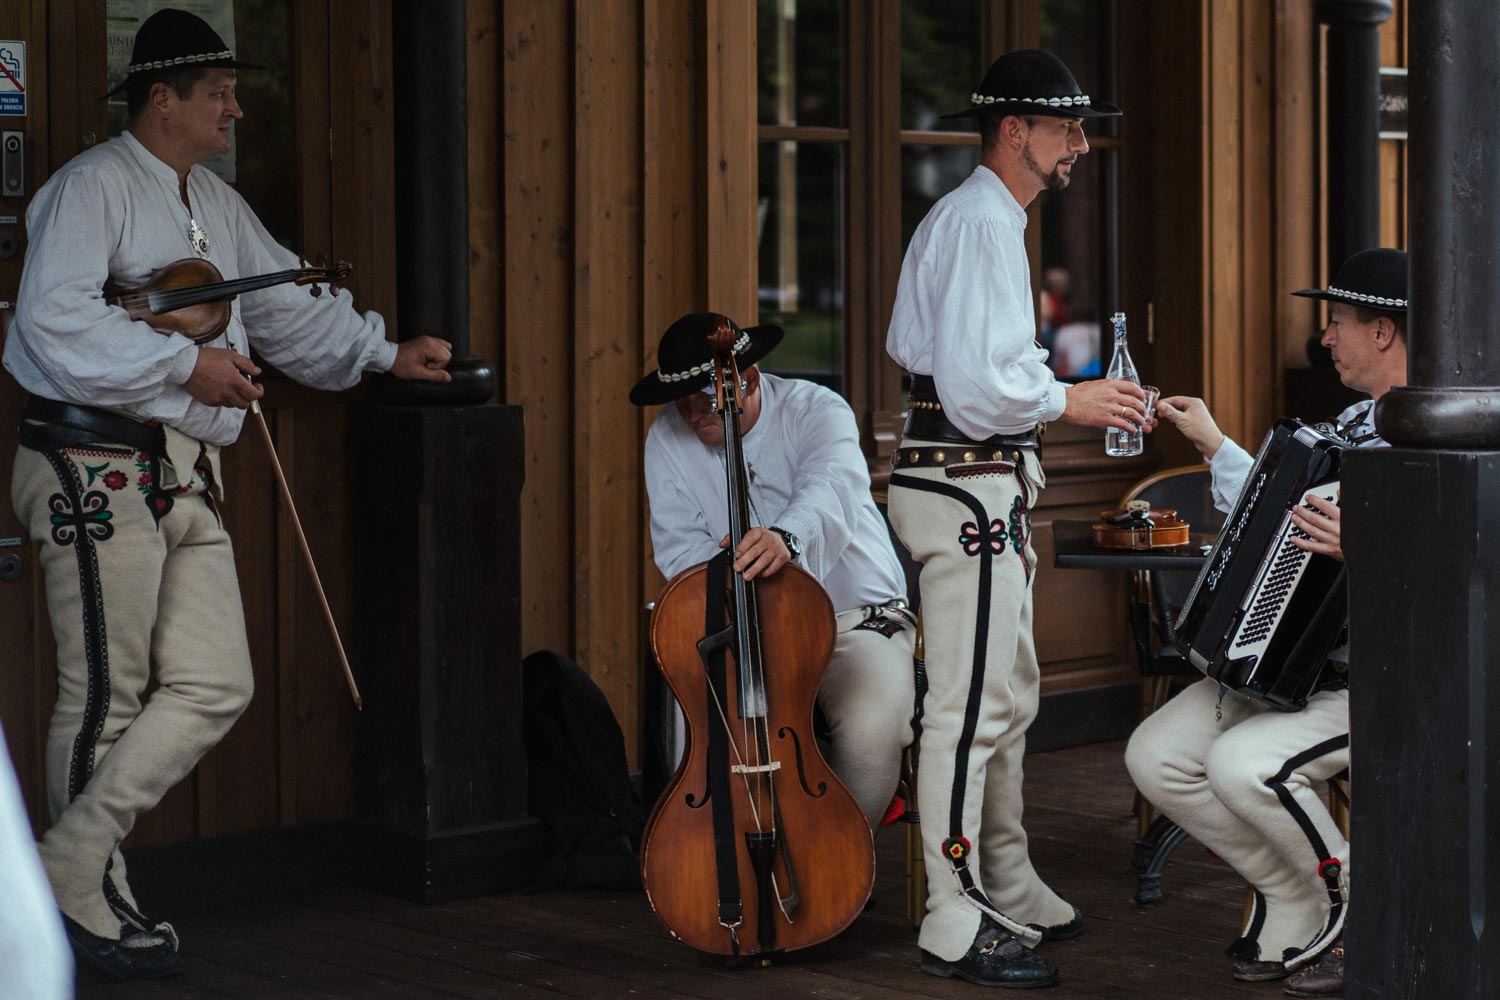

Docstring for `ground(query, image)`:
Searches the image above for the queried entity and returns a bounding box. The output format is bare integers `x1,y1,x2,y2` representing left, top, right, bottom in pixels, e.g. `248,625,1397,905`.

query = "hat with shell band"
939,49,1121,121
106,8,259,97
630,313,783,406
1292,248,1408,314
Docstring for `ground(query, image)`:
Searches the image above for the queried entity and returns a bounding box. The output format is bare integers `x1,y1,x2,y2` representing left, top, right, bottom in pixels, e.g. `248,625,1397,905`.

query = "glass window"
900,1,986,131
758,140,845,391
759,0,845,128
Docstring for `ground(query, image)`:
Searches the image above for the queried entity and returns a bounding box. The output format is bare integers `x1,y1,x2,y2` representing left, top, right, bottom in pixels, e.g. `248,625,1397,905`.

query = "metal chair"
1116,465,1224,906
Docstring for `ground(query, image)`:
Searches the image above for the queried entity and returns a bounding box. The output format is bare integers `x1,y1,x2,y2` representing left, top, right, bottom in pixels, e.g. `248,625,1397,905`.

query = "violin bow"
249,397,363,709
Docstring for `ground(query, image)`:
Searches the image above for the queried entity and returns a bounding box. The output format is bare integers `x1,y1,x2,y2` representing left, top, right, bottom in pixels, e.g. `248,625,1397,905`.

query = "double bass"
640,320,875,960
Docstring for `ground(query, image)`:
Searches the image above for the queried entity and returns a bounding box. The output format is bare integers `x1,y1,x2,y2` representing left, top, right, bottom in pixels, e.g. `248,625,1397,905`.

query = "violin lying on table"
1092,500,1191,550
105,257,351,343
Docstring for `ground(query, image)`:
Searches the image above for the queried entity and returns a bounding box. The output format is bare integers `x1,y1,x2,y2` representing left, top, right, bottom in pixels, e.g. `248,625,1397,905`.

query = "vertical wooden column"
1345,0,1500,993
573,0,645,750
701,0,756,320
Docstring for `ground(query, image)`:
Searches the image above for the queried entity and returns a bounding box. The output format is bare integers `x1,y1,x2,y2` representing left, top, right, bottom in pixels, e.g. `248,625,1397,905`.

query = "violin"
1092,500,1191,549
640,319,874,960
105,257,351,344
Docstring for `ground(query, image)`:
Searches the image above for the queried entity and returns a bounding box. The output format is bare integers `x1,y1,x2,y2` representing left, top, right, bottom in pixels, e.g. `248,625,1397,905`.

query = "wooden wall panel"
702,0,757,319
469,0,504,370
1276,0,1321,370
573,0,645,754
503,0,574,659
641,0,702,603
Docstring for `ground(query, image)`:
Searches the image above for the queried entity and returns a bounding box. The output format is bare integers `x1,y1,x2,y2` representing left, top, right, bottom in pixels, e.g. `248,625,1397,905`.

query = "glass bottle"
1105,311,1143,457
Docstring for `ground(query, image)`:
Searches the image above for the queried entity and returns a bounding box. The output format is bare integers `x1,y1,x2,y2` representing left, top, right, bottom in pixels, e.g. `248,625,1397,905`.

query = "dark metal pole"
380,0,496,404
1343,2,1500,996
1375,0,1500,446
1316,1,1391,271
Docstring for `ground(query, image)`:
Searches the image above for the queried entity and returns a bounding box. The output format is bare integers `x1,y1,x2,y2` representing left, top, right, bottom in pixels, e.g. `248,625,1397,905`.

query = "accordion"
1174,420,1349,710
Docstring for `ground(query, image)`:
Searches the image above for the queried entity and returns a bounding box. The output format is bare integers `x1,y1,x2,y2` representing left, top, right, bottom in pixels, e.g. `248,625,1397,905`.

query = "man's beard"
1022,144,1072,191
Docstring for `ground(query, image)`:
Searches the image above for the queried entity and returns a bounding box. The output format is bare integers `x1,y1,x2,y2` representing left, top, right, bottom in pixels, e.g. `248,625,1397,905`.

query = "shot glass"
1141,385,1160,425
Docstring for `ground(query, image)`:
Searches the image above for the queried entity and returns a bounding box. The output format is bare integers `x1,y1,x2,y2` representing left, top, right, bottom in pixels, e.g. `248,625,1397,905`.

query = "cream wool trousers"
14,440,253,941
889,446,1071,961
1125,677,1350,971
822,604,917,831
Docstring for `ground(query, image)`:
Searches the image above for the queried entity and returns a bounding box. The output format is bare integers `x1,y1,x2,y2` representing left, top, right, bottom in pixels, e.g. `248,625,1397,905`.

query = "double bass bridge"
731,761,782,775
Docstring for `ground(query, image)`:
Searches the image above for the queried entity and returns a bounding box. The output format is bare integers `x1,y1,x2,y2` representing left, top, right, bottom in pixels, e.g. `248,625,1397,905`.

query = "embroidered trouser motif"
13,443,253,941
1125,678,1350,970
888,444,1070,960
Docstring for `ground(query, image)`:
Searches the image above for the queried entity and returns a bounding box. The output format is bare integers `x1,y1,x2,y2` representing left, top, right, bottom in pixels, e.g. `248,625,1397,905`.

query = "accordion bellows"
1174,420,1349,710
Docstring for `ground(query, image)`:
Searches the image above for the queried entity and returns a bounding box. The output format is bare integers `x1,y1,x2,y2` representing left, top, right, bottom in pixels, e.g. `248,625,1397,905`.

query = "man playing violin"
632,312,916,836
1127,248,1410,997
884,50,1146,988
3,9,450,981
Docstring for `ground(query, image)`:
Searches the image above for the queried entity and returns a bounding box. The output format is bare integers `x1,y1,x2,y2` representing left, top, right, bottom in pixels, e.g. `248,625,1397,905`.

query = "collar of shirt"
971,164,1029,229
121,130,192,190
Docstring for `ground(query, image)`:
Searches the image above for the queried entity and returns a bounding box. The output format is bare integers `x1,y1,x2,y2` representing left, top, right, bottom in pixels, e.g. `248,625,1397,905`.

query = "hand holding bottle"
1062,379,1151,430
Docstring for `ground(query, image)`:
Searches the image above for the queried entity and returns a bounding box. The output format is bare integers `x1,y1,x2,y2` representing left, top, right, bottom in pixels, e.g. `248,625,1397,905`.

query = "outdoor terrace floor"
78,740,1285,1000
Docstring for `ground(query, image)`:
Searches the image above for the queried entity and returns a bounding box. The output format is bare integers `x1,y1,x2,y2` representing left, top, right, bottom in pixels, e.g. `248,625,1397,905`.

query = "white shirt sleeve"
11,166,200,407
645,427,721,581
922,216,1067,438
1209,437,1255,512
226,187,397,389
764,388,871,581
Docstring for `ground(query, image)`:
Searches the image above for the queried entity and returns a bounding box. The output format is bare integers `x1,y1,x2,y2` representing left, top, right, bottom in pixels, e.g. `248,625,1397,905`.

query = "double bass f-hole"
640,317,874,960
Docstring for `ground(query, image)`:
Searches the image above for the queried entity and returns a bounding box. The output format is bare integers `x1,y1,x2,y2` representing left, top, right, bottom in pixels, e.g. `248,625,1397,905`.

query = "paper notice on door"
106,0,237,182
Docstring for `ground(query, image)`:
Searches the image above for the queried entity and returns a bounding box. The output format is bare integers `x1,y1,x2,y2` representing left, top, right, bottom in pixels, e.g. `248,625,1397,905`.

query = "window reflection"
900,1,985,131
758,0,845,128
758,141,845,393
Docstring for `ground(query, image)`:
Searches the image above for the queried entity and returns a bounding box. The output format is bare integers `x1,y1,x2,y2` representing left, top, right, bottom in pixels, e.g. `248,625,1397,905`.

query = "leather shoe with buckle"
920,915,1058,988
63,915,182,981
1027,905,1083,943
1283,938,1343,997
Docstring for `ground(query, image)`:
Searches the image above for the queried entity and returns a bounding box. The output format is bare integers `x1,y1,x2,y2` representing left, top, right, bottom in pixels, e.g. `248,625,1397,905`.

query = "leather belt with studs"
891,446,1026,471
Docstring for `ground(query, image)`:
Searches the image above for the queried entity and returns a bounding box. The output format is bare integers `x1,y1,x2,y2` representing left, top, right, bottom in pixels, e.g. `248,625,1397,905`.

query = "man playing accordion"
1126,248,1409,997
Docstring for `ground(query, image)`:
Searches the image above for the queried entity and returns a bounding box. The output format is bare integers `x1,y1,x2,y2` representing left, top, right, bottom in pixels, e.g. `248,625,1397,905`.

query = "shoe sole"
1283,988,1342,998
1231,968,1289,983
920,957,1058,989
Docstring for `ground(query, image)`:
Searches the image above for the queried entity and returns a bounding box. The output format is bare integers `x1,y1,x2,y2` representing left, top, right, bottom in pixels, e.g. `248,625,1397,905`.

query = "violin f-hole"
777,725,828,798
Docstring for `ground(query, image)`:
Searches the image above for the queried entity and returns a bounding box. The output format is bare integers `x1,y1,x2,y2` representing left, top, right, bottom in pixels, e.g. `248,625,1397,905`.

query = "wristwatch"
769,526,803,562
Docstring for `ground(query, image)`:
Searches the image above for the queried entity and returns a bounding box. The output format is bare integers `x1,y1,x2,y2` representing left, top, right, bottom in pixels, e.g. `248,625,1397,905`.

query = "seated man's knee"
1204,734,1273,802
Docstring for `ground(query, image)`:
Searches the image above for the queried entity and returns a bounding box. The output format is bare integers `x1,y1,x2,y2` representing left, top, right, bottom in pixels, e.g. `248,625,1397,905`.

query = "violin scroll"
295,257,353,299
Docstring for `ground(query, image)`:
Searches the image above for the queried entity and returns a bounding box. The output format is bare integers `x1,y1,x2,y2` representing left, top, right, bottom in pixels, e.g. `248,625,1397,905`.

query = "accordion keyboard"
1228,481,1342,659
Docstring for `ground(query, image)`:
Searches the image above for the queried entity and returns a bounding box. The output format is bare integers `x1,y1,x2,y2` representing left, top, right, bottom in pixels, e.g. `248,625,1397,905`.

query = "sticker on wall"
0,42,26,118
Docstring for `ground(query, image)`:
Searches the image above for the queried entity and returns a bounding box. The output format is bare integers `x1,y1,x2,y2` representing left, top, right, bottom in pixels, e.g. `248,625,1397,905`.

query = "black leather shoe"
1283,938,1344,997
63,915,183,981
1027,905,1083,943
920,915,1058,988
1232,946,1299,983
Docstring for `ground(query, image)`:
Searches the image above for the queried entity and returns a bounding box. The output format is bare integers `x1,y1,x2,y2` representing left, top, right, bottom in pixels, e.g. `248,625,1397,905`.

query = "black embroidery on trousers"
891,471,1011,918
1265,733,1351,953
42,450,115,804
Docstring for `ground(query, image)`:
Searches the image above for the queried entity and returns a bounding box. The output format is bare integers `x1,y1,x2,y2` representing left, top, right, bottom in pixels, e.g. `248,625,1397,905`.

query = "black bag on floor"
522,650,645,890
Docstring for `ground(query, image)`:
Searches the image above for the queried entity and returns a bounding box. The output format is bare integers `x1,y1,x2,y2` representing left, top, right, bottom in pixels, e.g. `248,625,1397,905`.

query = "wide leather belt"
19,396,166,456
904,374,1043,450
891,445,1023,473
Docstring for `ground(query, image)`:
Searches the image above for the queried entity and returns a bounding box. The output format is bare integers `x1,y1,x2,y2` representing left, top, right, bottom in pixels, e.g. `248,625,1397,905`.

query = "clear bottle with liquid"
1105,311,1143,457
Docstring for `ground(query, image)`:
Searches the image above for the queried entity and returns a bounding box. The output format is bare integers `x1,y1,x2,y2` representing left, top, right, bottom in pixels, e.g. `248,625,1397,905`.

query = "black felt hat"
939,49,1121,121
106,8,257,97
1292,248,1408,314
629,313,783,406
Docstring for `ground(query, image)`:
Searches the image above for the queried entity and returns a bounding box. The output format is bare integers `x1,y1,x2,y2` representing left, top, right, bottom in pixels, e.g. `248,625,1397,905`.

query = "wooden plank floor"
78,741,1287,1000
